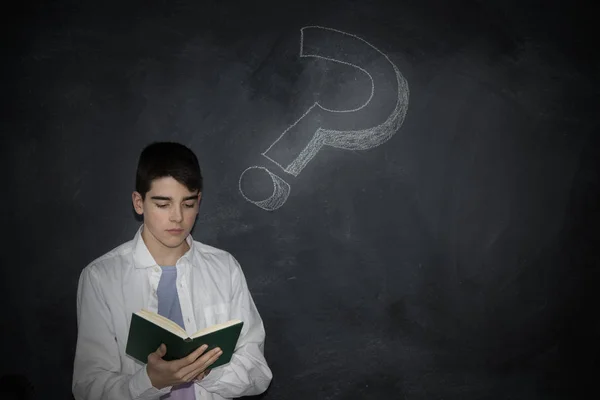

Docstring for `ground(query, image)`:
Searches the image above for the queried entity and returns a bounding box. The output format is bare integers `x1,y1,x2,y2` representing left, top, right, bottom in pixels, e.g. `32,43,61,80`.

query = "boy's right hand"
147,343,222,389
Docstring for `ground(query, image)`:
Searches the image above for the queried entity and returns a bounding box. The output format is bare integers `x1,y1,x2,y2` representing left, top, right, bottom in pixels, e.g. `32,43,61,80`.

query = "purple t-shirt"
158,266,196,400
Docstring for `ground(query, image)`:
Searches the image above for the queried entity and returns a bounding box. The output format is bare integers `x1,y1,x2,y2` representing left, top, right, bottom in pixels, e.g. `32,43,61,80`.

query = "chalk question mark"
239,26,409,211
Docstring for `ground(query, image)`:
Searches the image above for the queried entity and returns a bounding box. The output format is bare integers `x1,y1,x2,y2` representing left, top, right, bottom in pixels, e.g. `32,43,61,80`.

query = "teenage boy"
72,142,272,399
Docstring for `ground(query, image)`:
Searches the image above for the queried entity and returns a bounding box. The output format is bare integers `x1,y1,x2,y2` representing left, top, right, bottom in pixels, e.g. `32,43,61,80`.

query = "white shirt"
72,226,273,399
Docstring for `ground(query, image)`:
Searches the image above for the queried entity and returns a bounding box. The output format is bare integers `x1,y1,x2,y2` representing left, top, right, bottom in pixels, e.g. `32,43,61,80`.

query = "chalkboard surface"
2,0,598,399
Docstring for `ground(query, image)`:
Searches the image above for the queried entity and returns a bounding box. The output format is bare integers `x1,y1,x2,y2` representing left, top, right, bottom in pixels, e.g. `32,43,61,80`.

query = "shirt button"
154,267,160,272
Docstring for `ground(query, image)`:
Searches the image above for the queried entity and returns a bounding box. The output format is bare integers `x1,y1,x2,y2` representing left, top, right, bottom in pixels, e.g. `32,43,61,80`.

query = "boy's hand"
147,343,222,389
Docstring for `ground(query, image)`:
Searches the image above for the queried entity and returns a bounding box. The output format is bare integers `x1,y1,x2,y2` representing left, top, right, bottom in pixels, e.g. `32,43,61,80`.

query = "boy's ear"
195,192,203,214
132,191,144,215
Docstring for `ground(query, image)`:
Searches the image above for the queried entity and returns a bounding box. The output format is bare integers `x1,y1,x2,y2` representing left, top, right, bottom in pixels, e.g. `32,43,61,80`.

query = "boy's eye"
155,203,195,209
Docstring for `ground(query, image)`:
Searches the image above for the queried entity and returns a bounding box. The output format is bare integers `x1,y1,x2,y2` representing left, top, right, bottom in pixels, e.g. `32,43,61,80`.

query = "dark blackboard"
2,0,598,399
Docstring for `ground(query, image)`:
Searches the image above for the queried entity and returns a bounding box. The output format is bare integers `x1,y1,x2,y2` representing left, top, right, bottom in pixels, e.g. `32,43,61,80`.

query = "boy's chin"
162,239,187,248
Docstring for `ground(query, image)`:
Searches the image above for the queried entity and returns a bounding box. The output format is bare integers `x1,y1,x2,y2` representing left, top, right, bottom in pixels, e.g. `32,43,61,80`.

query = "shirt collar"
132,225,194,268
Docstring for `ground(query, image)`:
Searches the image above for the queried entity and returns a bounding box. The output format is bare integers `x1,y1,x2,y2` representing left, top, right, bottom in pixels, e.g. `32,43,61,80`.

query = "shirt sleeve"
72,266,172,400
197,255,273,397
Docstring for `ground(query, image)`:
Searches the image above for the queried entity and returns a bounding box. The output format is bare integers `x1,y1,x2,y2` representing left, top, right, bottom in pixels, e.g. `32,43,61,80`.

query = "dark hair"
135,142,203,199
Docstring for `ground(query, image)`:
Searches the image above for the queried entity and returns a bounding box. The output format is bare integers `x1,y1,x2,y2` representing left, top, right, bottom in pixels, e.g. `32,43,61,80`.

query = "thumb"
155,343,167,358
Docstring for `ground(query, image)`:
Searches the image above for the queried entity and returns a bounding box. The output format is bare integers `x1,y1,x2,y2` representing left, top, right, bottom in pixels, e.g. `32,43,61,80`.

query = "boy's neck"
141,227,189,267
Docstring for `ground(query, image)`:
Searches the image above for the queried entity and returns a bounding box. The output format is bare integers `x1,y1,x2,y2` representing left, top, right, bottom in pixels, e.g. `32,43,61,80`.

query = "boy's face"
132,176,201,253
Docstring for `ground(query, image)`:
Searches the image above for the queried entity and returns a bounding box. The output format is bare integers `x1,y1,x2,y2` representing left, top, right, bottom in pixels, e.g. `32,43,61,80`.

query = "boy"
72,142,272,399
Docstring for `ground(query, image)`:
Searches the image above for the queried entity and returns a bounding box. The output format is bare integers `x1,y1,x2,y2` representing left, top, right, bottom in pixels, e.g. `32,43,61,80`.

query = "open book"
125,309,243,368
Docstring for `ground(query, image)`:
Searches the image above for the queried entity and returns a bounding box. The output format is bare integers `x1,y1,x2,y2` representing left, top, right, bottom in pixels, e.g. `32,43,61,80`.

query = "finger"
181,347,221,381
170,344,208,371
177,344,208,368
187,344,209,362
198,347,223,370
184,368,205,383
183,361,213,383
190,367,210,383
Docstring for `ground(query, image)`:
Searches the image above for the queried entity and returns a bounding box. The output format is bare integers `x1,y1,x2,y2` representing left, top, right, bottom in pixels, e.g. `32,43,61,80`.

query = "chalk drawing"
238,166,291,211
239,26,409,211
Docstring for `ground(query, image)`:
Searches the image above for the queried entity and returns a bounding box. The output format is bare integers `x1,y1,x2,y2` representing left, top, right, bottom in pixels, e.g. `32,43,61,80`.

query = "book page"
138,309,188,339
191,319,243,339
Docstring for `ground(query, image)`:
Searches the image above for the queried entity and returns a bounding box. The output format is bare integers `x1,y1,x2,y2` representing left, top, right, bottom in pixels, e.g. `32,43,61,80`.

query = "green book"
125,309,243,368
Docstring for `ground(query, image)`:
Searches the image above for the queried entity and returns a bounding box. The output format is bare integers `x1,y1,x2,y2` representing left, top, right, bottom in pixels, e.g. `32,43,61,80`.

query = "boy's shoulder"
191,240,239,267
82,238,136,274
192,240,230,256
